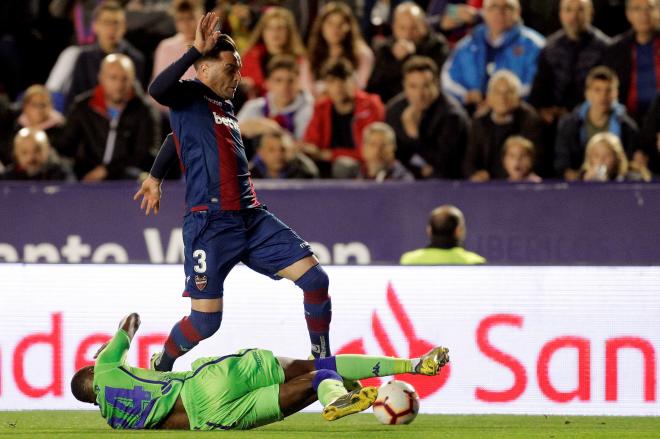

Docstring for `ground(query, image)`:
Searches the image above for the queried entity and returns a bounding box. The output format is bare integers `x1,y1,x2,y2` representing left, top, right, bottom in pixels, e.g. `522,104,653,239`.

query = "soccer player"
134,13,332,371
70,313,450,430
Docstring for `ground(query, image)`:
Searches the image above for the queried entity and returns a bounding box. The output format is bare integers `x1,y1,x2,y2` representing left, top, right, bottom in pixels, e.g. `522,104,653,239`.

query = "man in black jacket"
58,53,158,181
466,70,543,181
386,56,469,179
603,0,659,124
367,2,449,104
66,1,146,107
529,0,610,125
554,66,639,180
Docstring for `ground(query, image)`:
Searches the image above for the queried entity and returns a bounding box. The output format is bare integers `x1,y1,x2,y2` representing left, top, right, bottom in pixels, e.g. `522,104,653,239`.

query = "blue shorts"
182,207,313,299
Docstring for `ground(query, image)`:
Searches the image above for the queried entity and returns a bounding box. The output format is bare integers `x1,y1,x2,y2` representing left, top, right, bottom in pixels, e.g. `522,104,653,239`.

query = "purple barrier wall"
1,181,659,264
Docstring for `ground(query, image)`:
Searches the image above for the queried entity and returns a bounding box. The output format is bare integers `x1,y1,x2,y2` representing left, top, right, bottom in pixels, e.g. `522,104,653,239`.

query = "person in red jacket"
302,58,385,178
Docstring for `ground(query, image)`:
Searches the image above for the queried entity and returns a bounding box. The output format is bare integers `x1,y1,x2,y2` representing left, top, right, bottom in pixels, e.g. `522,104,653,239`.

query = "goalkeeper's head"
71,366,96,404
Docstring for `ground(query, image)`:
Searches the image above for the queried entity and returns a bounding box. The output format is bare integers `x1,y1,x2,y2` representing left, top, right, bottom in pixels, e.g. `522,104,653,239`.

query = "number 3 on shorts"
193,249,207,273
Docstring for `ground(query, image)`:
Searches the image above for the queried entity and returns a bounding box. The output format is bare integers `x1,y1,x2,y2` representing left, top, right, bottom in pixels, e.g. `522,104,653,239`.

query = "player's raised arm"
149,12,221,107
94,313,141,365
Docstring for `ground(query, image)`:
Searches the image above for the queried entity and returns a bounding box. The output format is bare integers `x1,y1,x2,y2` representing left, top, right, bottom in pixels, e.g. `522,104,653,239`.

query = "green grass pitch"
1,411,659,438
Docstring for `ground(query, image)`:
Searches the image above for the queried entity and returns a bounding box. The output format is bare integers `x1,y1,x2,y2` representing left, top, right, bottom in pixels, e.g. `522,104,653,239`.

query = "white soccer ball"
372,380,420,425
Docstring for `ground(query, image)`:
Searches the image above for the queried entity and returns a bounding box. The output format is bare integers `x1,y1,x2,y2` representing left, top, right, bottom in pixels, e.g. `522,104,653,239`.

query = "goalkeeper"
71,313,449,430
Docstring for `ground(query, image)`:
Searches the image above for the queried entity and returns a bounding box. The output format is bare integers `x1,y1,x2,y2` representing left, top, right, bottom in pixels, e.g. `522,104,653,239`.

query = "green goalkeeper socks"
317,378,348,406
335,355,412,380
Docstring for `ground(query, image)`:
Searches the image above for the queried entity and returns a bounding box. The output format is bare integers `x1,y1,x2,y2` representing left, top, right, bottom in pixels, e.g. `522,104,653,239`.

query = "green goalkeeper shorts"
180,348,286,430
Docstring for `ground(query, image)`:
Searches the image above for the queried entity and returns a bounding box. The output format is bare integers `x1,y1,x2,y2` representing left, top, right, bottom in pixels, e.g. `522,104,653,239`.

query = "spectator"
307,2,375,93
303,58,384,178
249,130,319,179
501,135,541,182
66,1,146,107
360,122,414,181
367,2,450,103
581,132,651,181
442,0,545,108
430,1,482,45
640,92,660,173
465,70,543,181
237,55,314,147
152,0,203,84
555,66,639,180
386,56,469,179
59,54,158,181
240,7,312,99
49,0,130,45
529,0,611,126
15,85,66,151
400,204,486,265
2,127,74,181
603,0,660,124
0,92,18,166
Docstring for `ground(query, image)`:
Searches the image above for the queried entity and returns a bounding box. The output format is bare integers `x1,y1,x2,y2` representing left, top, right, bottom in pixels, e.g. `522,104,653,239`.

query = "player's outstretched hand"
134,175,162,215
194,12,221,55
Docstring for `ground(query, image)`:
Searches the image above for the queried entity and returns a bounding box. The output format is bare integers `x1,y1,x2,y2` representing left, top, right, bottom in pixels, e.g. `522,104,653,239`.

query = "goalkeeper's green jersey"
93,329,191,429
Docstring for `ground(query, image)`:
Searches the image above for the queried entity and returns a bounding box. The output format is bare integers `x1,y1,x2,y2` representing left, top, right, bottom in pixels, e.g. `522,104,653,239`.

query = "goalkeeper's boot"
414,346,450,376
343,378,362,392
322,386,378,421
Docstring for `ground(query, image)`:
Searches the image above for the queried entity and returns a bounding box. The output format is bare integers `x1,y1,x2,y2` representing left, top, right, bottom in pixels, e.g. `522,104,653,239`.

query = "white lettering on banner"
143,228,184,263
90,244,129,263
0,237,130,263
60,235,91,263
0,235,368,264
0,244,19,262
24,243,60,262
309,242,371,264
0,265,659,414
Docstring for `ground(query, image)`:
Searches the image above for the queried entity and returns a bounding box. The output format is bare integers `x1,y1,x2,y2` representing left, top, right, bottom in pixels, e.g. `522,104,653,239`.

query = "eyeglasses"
485,3,516,12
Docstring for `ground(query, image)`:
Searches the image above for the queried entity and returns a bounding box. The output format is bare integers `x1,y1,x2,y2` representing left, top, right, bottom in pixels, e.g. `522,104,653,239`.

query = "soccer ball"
372,380,420,425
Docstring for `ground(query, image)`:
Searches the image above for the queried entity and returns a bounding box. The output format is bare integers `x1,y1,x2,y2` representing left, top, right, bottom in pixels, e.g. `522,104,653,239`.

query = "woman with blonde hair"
581,132,651,182
307,2,375,93
241,7,312,98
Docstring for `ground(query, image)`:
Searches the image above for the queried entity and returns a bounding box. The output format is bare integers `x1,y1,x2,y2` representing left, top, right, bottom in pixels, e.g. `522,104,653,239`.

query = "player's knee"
189,310,222,339
295,264,329,292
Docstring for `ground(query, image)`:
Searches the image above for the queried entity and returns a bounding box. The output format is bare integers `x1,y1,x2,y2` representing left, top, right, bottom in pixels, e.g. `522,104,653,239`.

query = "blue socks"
156,310,222,371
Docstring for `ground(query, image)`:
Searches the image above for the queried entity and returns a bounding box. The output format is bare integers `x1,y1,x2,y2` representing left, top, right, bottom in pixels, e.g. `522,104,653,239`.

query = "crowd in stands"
0,0,658,183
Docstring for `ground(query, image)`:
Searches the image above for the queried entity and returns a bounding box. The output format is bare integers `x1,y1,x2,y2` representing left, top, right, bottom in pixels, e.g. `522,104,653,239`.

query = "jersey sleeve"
148,47,202,108
149,133,178,179
96,329,131,367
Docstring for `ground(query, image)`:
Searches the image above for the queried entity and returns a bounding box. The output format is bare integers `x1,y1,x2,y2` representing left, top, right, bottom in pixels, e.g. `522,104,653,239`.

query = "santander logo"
336,282,450,398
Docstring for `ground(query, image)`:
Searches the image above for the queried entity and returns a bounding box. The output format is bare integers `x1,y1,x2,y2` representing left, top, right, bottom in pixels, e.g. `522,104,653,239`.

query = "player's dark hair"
171,0,203,15
403,56,439,79
266,55,299,78
194,34,238,69
428,206,463,249
71,366,95,403
92,1,125,22
320,58,354,80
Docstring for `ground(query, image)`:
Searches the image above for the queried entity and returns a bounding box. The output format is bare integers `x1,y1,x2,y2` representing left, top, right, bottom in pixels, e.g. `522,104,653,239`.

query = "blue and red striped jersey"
150,48,260,211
